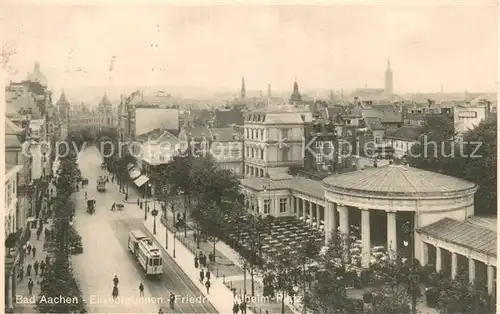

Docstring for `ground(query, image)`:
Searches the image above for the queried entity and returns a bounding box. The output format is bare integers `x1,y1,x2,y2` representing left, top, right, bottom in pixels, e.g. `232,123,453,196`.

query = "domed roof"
323,164,476,196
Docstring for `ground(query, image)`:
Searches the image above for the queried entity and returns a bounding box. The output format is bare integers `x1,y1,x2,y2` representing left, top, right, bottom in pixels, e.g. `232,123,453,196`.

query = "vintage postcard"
1,2,497,313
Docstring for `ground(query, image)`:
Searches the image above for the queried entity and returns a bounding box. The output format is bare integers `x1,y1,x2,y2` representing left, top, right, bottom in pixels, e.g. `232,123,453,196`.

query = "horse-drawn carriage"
87,199,96,214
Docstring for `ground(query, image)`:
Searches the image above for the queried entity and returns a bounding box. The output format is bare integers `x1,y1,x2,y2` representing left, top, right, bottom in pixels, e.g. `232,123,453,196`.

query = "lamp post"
402,221,417,314
163,201,168,249
172,202,176,258
243,261,247,299
144,183,150,221
151,205,159,235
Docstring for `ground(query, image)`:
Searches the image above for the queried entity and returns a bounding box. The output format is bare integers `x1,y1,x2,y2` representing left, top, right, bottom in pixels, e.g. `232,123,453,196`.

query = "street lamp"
144,183,150,221
163,201,168,249
402,221,417,314
243,261,247,298
151,204,159,235
172,202,176,258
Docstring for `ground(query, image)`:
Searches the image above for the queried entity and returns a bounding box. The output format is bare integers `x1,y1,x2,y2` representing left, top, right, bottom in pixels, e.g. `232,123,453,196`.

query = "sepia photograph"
1,2,497,313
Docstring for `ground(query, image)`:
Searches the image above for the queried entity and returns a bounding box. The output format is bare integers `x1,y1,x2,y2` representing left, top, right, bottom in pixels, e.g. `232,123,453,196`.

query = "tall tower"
384,59,393,96
289,80,302,104
241,76,246,99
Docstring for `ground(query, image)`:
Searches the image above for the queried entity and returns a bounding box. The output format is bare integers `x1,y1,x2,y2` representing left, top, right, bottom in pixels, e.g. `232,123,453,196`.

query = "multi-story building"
385,126,424,159
67,93,116,133
243,105,311,178
454,104,487,137
5,164,24,236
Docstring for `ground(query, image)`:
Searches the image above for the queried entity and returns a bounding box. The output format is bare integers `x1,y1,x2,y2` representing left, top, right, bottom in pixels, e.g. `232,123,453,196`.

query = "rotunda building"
322,164,477,268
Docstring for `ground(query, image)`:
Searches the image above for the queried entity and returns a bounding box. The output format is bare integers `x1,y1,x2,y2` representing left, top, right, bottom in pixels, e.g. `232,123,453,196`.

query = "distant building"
289,81,302,104
385,125,424,159
454,104,487,137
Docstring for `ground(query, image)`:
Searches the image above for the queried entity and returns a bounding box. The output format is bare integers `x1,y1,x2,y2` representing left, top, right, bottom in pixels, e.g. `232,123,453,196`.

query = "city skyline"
2,3,497,97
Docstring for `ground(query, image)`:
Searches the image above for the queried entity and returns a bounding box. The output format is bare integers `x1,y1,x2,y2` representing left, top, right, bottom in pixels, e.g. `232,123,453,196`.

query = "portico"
322,164,478,269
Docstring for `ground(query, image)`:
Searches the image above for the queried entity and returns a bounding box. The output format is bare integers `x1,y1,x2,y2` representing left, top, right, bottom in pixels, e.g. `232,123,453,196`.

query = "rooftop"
323,164,477,197
385,125,424,141
418,218,496,257
210,128,242,142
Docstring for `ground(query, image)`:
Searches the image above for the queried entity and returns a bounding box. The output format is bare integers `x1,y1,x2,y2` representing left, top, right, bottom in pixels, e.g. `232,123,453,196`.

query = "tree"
408,115,497,215
36,256,86,313
263,255,299,314
437,269,494,314
303,231,350,314
297,238,321,300
198,201,226,257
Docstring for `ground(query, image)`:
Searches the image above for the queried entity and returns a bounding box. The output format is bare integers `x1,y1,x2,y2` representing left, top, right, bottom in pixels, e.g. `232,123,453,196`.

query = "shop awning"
134,175,149,187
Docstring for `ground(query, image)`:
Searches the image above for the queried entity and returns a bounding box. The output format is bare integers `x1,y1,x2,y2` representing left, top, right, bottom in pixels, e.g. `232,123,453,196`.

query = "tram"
128,230,163,275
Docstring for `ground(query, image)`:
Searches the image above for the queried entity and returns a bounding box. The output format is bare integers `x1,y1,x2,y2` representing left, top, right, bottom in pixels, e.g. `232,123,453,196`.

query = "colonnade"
292,195,325,231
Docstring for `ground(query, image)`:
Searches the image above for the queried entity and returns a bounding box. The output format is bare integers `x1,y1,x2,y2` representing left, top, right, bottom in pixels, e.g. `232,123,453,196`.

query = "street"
71,146,218,313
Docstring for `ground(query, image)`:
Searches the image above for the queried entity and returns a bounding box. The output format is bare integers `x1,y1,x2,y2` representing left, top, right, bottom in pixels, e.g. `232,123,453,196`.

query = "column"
361,208,371,268
338,204,349,235
325,202,332,245
310,203,315,227
468,258,476,284
295,197,300,218
301,198,305,220
436,246,442,273
487,265,494,295
316,205,321,229
421,241,429,266
451,252,457,279
258,199,264,215
6,274,12,309
386,211,397,255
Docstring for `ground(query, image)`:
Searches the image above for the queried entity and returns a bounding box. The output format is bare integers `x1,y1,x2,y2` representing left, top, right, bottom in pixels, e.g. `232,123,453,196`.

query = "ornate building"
289,81,302,104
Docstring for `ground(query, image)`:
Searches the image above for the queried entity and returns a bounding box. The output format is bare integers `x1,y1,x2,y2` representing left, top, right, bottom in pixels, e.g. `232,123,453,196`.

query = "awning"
134,175,149,187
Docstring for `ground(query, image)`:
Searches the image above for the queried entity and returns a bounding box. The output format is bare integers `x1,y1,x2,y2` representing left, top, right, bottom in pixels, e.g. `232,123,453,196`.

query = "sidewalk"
143,216,252,314
155,211,299,314
14,221,54,314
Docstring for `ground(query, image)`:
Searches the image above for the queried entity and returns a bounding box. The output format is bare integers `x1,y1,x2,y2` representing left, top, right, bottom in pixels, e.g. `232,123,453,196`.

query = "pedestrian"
34,261,39,276
44,228,49,241
85,192,87,199
232,302,240,314
32,246,37,259
205,269,210,281
26,263,32,277
28,278,34,295
137,198,140,206
209,252,214,263
193,232,197,243
240,301,246,314
169,293,175,309
205,279,210,294
125,193,128,201
45,255,50,265
36,228,42,240
113,275,119,287
18,266,24,282
194,256,199,268
27,243,32,255
40,261,45,276
139,283,144,296
199,269,204,283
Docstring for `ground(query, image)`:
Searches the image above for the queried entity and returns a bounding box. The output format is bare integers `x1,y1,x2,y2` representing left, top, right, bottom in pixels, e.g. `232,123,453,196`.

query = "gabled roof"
214,109,244,128
380,111,403,124
56,91,70,107
364,117,385,130
209,128,242,142
418,218,496,257
385,126,424,141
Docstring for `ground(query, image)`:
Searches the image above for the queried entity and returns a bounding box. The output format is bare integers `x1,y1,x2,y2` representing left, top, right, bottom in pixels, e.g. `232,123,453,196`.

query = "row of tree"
36,132,87,313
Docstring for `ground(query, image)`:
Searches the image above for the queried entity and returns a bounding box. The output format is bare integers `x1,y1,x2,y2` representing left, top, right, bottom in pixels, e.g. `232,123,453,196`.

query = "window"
282,146,289,162
260,130,264,140
281,128,289,139
279,198,287,213
264,200,271,214
260,149,264,160
315,153,323,164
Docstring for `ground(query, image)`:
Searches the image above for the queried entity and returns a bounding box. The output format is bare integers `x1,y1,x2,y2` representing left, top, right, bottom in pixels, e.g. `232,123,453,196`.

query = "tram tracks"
112,219,218,314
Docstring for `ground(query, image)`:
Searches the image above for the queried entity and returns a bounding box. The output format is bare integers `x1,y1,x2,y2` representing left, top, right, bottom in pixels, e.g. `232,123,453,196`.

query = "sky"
1,2,498,99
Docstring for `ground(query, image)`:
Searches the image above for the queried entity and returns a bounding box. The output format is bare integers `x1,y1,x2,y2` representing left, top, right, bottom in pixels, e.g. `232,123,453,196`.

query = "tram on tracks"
128,230,163,275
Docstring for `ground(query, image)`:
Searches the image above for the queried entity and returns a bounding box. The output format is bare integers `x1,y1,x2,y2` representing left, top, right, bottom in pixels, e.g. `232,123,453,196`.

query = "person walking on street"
36,228,42,240
85,192,87,199
45,255,50,265
26,263,32,277
139,283,144,296
18,266,24,282
32,246,37,259
232,302,240,314
40,260,46,276
28,278,34,295
34,261,39,276
194,256,199,268
205,269,210,281
169,293,175,309
199,269,204,283
27,243,32,255
205,279,211,294
113,275,119,287
240,301,247,314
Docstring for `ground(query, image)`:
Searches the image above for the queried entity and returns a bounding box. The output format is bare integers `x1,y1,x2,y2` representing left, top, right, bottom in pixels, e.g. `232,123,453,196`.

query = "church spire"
289,79,302,104
241,76,246,99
